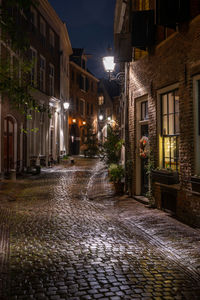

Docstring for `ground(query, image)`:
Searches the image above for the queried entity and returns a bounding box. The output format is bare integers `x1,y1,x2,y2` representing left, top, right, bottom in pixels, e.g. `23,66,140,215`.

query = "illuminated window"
161,90,179,170
98,96,104,106
161,90,179,171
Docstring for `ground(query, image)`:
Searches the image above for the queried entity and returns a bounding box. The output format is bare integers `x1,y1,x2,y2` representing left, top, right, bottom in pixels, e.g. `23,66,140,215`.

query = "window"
39,56,45,92
49,64,54,96
30,8,37,28
49,30,55,48
98,96,104,106
30,47,37,86
80,99,85,116
141,101,148,120
40,18,46,46
79,75,86,91
160,90,179,170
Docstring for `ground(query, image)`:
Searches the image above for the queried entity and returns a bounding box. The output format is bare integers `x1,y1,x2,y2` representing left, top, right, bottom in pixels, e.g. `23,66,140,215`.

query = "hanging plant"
139,136,149,159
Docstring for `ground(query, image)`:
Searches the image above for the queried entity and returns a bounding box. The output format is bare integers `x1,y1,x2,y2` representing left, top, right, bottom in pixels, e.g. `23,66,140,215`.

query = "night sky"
48,0,116,79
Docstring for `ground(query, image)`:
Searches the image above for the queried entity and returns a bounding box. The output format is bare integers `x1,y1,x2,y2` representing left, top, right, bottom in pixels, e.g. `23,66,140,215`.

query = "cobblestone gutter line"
0,208,11,300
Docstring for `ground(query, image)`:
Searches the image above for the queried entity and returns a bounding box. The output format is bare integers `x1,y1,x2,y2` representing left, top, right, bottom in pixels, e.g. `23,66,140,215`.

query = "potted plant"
151,168,179,185
191,175,200,193
108,164,125,194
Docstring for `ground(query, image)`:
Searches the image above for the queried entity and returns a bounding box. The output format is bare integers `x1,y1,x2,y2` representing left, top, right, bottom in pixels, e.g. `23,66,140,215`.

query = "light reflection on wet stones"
2,159,199,299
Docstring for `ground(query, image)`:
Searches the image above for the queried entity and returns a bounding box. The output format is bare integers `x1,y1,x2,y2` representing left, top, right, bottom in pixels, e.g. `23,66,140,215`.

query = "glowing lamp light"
63,102,70,110
99,114,103,121
82,121,86,125
107,116,111,121
102,56,115,73
72,118,76,123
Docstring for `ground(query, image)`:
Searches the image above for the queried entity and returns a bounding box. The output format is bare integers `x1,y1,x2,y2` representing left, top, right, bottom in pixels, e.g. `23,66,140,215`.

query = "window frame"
30,47,37,87
49,64,54,96
39,55,46,92
160,88,180,171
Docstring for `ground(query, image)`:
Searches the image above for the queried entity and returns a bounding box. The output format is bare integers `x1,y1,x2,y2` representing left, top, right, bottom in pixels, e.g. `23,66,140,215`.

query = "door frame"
135,96,149,195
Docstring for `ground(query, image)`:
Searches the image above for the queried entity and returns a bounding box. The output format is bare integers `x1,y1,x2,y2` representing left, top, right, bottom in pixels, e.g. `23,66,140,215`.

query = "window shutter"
132,10,155,48
114,33,132,62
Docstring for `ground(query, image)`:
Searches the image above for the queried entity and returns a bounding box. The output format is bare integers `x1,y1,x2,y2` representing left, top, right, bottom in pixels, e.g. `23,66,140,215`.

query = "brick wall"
128,15,200,227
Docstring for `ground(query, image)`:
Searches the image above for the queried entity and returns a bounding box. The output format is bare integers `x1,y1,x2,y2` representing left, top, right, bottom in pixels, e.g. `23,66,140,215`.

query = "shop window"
160,89,179,171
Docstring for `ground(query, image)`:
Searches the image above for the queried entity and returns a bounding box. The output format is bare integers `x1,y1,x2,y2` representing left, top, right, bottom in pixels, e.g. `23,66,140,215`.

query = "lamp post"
102,48,125,85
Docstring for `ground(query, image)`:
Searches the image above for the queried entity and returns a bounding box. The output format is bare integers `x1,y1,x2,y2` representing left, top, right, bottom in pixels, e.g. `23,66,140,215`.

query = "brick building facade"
0,0,72,176
114,0,200,226
69,49,99,155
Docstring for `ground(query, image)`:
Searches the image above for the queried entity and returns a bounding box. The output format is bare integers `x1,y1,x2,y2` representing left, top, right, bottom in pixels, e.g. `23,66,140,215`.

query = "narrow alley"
0,158,200,300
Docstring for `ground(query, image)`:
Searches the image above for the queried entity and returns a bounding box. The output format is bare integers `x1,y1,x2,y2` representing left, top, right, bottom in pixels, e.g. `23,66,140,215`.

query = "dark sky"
48,0,116,79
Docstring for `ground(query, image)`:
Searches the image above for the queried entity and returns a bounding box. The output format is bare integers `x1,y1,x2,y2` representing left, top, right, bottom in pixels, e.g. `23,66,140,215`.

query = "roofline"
70,61,99,82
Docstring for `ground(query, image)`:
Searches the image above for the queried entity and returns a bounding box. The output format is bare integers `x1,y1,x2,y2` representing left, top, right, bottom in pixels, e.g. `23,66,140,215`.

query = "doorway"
70,124,80,155
4,116,16,173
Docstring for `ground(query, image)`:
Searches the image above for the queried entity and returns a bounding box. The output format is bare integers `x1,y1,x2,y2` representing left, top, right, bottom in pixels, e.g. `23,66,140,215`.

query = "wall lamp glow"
63,102,70,110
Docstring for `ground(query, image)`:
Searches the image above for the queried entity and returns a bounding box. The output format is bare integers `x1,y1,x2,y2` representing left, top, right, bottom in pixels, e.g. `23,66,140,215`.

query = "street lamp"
102,48,125,85
99,114,103,121
63,101,70,110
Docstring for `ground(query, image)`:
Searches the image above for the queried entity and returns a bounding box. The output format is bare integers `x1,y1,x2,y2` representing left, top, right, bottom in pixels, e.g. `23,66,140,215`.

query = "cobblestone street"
0,158,200,300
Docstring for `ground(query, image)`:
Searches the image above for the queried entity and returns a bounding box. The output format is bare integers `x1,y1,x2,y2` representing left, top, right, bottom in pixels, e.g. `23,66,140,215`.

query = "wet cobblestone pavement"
0,158,200,299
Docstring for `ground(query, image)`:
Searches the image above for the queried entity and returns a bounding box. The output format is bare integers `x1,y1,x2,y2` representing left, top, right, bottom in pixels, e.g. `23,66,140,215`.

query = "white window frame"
39,55,46,92
49,64,54,96
157,83,179,171
193,75,200,175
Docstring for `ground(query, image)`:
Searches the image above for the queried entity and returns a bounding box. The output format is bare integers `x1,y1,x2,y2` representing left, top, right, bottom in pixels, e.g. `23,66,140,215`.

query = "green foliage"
108,164,124,183
101,125,124,166
83,123,99,157
0,0,49,129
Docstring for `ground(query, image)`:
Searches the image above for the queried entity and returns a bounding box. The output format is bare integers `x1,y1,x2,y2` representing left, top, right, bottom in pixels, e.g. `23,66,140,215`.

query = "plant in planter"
108,164,125,194
151,168,179,185
191,175,200,193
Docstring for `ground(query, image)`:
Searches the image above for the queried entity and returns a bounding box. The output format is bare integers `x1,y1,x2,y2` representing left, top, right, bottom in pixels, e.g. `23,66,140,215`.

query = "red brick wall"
128,15,200,226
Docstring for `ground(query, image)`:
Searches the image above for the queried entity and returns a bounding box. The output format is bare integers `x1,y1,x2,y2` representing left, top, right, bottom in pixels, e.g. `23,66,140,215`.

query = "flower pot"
191,176,200,193
151,170,179,185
